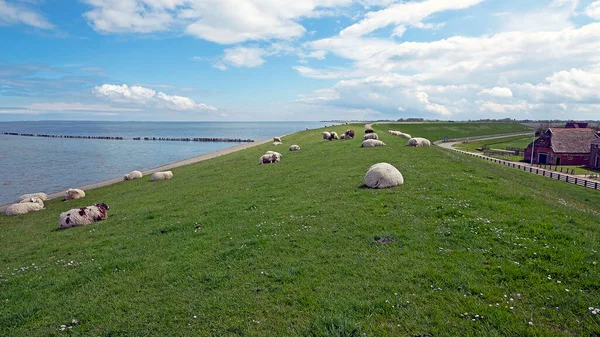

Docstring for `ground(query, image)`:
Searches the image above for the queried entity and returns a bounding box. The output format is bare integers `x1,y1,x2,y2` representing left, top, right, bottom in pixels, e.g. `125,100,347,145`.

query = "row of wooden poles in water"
1,132,254,143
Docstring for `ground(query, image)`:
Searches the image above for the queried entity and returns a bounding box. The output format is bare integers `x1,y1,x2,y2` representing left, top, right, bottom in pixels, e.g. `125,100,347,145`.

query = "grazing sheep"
361,139,386,147
265,151,282,158
365,129,375,134
18,192,48,202
273,137,282,143
59,203,109,229
65,188,85,200
259,153,280,164
322,132,331,140
364,163,404,189
151,171,173,181
408,137,431,147
344,130,355,139
398,132,412,139
5,197,44,216
363,133,379,140
289,145,300,151
124,170,143,180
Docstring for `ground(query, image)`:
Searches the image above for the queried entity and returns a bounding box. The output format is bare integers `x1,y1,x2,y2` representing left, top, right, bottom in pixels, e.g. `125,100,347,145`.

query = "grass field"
2,122,600,336
452,135,534,163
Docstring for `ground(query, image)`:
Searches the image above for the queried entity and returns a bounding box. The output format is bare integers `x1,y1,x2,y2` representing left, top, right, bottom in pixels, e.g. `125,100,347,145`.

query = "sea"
0,121,324,205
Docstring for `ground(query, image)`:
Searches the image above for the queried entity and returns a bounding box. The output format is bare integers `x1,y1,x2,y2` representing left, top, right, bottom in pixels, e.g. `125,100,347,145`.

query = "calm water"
0,121,323,204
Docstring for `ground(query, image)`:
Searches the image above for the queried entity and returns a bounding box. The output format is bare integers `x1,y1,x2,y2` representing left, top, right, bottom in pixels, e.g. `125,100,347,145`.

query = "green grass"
454,135,534,154
2,122,600,336
377,122,532,141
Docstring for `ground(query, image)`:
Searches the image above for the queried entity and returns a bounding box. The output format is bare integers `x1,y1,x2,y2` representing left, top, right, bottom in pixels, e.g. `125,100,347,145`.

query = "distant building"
591,138,600,169
524,128,599,165
565,122,588,128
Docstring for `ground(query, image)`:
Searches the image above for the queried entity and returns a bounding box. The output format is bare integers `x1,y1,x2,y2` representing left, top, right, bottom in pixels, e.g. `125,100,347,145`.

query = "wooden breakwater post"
2,132,253,143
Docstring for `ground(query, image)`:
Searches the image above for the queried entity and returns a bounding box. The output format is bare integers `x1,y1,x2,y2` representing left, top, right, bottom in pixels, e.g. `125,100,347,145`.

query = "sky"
1,0,600,121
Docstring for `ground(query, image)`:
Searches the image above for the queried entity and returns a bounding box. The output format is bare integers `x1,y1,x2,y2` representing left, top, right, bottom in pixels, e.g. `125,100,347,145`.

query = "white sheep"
151,171,173,181
18,192,48,202
265,151,282,159
361,139,386,147
65,188,85,200
408,137,431,147
364,163,404,189
388,130,401,136
330,131,340,140
322,132,331,140
259,153,280,164
59,203,109,229
363,133,379,140
5,197,44,216
273,137,282,142
398,132,412,139
340,134,346,139
289,145,301,151
124,170,143,180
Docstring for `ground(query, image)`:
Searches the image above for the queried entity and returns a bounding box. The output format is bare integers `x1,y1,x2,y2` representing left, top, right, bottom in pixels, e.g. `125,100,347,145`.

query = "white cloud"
0,0,53,29
93,84,217,111
587,1,600,20
340,0,484,37
478,87,513,97
214,46,267,70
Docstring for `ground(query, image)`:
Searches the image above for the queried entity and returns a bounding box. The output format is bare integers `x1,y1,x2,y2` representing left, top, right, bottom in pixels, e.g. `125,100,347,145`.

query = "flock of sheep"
4,126,431,228
4,169,175,229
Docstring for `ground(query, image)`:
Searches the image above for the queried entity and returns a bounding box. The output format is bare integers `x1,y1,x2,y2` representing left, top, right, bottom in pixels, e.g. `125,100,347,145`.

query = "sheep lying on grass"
322,132,331,140
152,171,173,181
364,163,404,189
344,130,355,139
18,192,47,202
289,145,300,151
389,130,412,139
361,139,386,147
65,188,85,200
265,151,282,158
365,129,374,134
259,153,280,164
273,137,282,142
124,170,143,180
59,203,109,229
329,132,340,140
363,133,379,140
5,197,44,216
408,137,431,147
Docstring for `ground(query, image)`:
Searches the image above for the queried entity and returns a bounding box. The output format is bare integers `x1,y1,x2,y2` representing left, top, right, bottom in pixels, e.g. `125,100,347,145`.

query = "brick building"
524,128,599,165
591,138,600,169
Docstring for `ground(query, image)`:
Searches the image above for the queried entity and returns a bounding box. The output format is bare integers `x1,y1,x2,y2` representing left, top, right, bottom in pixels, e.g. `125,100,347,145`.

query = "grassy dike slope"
1,123,599,336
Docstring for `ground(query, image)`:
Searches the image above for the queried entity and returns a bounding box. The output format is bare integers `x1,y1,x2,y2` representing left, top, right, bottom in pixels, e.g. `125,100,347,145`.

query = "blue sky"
1,0,600,121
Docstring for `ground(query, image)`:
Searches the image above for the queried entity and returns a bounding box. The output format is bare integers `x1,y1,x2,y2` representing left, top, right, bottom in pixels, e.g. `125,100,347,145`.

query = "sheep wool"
65,188,85,200
322,132,331,140
265,151,282,159
399,133,412,139
273,137,282,142
289,145,301,151
5,197,44,216
340,134,346,139
344,130,355,139
363,133,379,140
408,137,431,147
330,132,340,140
151,171,173,181
18,192,48,202
259,154,280,164
59,203,109,229
364,163,404,189
361,139,386,147
124,170,143,180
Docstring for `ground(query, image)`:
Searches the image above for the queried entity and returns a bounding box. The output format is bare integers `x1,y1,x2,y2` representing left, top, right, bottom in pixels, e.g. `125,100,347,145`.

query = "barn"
524,128,599,165
591,138,600,169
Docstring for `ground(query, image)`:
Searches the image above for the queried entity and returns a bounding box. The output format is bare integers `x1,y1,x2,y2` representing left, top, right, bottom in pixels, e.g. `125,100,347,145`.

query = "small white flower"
528,321,533,326
510,307,514,310
565,289,569,292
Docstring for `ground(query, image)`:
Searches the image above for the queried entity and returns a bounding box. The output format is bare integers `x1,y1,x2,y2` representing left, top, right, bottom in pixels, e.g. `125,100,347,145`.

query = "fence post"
575,178,578,184
584,180,587,187
596,182,598,189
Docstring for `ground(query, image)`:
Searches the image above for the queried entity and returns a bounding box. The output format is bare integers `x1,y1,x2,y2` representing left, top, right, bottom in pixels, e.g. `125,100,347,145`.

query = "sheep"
124,170,143,180
259,153,280,164
365,129,375,134
408,137,431,147
344,130,355,139
361,139,386,147
289,145,300,151
151,171,173,181
18,192,48,202
265,151,282,159
364,163,404,189
340,134,346,139
59,203,109,229
273,142,282,145
328,131,340,140
65,188,85,200
273,137,282,143
5,197,44,216
398,132,412,139
363,133,379,140
322,132,331,140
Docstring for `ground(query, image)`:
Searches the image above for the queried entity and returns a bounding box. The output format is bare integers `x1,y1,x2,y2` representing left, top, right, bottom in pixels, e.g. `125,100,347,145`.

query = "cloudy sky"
1,0,600,121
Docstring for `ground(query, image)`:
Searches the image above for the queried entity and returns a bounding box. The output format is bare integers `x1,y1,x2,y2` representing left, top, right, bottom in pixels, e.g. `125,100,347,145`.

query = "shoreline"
0,135,283,212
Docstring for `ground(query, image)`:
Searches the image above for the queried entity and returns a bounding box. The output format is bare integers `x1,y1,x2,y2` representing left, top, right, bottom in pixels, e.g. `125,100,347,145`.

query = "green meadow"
1,122,600,336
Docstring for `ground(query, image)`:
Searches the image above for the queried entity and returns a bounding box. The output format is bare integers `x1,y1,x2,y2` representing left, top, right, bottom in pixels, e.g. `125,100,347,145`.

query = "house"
591,138,600,169
524,128,599,165
565,122,588,128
